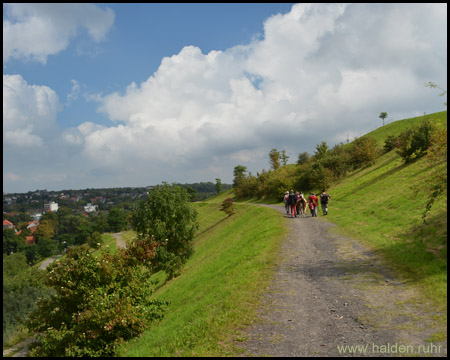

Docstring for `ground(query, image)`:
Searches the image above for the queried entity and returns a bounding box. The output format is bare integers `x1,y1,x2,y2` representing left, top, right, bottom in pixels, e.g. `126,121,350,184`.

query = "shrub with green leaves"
220,198,235,216
396,119,437,163
349,135,381,168
383,134,398,153
26,245,167,357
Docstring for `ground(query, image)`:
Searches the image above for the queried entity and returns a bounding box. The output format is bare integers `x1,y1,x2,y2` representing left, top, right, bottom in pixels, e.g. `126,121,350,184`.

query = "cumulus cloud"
3,3,447,192
3,3,114,64
3,74,61,148
86,3,446,181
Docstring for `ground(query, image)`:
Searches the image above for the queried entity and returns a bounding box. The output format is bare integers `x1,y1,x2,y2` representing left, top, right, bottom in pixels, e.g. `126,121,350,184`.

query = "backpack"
320,193,329,203
288,193,297,205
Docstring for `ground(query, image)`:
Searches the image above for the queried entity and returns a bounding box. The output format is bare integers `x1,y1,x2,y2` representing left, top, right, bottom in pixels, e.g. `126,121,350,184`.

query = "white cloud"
2,3,447,192
3,3,114,64
3,74,61,148
86,3,446,183
66,79,81,105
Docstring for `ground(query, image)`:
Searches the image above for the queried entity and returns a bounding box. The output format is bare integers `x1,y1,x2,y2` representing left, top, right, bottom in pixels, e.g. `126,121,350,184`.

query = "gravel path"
238,205,447,357
112,231,127,249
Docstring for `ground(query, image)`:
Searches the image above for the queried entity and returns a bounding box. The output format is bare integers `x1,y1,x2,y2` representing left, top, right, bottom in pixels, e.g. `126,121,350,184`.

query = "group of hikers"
284,189,331,218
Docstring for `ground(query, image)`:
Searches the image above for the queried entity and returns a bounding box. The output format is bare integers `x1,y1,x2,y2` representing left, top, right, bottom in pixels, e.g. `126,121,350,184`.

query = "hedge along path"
238,204,447,357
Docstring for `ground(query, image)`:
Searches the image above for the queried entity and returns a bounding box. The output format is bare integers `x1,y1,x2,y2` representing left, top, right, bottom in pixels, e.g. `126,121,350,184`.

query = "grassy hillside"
318,111,447,339
366,110,447,146
116,200,286,356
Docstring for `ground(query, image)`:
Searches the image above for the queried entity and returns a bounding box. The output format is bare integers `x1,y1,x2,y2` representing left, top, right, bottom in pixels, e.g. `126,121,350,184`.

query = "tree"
233,165,247,188
34,219,56,242
269,149,281,170
107,208,127,233
281,150,289,166
35,237,57,258
3,228,26,255
215,178,222,194
379,112,388,126
314,141,329,161
297,152,310,165
26,245,167,357
130,183,198,279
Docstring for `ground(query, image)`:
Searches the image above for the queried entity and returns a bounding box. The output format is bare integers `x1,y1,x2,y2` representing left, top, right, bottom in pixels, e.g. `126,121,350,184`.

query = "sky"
3,3,447,194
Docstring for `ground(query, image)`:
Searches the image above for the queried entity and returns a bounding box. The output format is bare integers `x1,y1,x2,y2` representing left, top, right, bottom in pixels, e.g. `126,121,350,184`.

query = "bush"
383,134,398,153
26,245,167,357
220,198,235,216
350,135,381,168
396,119,437,163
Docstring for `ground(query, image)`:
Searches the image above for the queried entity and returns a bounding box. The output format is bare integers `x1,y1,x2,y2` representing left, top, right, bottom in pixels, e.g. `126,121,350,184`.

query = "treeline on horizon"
5,181,232,198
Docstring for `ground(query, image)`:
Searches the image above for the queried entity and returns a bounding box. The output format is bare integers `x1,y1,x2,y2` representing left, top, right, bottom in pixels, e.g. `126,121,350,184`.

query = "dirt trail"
238,205,447,357
112,231,127,249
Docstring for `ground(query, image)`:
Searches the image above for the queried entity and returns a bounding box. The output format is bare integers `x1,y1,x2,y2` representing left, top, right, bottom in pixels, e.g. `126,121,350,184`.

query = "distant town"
3,182,232,246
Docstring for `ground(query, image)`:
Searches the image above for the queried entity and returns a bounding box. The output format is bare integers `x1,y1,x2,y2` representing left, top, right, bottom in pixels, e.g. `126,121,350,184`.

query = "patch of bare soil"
238,205,447,357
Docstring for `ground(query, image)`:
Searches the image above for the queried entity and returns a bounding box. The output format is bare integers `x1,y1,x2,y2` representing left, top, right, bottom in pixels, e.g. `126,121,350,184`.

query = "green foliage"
130,183,199,279
36,237,57,258
233,165,247,188
379,111,388,125
314,141,329,161
280,149,289,166
297,151,310,165
3,254,52,343
269,148,281,170
220,198,235,216
26,245,168,357
396,119,436,163
383,134,398,153
75,222,93,245
87,231,103,249
215,178,222,194
414,123,447,220
309,162,334,191
107,208,128,233
3,228,26,255
349,135,380,168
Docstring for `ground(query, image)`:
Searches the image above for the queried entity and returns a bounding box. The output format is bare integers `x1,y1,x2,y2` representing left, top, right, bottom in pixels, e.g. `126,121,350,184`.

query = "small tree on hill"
379,112,388,126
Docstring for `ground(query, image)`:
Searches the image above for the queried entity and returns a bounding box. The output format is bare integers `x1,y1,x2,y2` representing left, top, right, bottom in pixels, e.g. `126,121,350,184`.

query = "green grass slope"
321,111,447,324
116,201,286,356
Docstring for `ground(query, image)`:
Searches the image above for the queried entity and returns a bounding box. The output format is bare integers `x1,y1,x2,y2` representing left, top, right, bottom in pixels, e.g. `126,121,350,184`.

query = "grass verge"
116,201,286,356
321,150,447,338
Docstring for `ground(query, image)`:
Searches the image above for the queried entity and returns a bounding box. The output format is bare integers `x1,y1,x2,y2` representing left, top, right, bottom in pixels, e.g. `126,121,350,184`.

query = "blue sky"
3,3,447,193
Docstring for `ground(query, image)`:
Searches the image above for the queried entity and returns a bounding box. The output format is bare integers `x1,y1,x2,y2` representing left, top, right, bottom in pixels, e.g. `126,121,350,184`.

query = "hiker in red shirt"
308,192,318,217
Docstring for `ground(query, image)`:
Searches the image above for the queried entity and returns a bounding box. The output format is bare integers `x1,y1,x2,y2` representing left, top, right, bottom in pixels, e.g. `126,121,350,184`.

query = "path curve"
238,204,447,357
112,231,127,249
